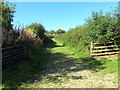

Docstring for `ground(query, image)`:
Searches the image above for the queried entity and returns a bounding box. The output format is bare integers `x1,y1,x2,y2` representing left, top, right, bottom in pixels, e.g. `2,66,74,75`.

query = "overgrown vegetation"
1,2,42,47
47,29,65,35
26,23,53,46
1,2,55,89
2,44,53,88
54,9,119,80
2,2,119,88
55,9,120,57
1,2,53,47
26,23,45,39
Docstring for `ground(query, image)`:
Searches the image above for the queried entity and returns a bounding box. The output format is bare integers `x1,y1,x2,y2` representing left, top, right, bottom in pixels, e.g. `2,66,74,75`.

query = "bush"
26,22,45,39
55,9,119,57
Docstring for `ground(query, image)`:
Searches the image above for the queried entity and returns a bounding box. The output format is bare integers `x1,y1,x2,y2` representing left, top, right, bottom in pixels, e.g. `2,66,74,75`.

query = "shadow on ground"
2,40,106,89
44,40,63,48
41,53,106,76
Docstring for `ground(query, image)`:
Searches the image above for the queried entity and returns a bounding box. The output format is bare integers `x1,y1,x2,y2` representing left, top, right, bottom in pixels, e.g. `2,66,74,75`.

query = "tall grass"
2,28,44,48
2,43,52,88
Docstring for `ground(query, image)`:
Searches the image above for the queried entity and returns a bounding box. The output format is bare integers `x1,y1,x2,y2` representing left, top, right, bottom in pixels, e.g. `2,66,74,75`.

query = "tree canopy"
56,29,65,34
86,10,119,43
49,30,56,34
0,2,15,31
27,22,45,38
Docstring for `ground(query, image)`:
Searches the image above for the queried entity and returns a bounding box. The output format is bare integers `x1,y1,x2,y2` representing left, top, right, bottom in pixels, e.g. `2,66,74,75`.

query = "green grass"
3,38,118,88
100,58,118,74
2,44,52,88
67,45,118,74
55,39,118,74
53,39,86,58
65,45,88,58
0,85,3,89
45,78,62,84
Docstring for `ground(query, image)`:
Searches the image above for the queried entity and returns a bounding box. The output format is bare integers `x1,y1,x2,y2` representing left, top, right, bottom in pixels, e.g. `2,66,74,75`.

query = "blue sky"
12,2,118,31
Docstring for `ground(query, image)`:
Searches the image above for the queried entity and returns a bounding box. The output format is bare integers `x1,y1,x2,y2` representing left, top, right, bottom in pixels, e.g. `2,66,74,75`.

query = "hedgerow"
55,9,119,57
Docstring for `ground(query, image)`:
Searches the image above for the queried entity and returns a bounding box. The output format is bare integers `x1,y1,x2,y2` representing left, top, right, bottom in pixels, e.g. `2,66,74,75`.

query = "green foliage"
55,25,90,56
2,44,52,88
55,8,119,57
48,29,65,35
100,59,118,74
27,22,45,39
56,29,65,34
45,30,49,33
0,2,16,31
42,35,54,46
49,30,56,34
86,10,119,44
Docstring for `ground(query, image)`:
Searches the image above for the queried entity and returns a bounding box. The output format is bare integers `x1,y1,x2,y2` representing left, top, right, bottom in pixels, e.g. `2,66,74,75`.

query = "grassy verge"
69,46,118,74
2,44,52,89
100,58,118,74
55,38,118,74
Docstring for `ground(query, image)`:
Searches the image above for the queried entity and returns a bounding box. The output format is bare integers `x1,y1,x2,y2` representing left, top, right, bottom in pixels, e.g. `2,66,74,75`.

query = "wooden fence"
0,45,25,69
91,42,120,56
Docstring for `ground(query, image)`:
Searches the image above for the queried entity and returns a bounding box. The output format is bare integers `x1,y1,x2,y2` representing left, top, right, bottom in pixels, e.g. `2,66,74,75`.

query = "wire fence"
1,45,25,69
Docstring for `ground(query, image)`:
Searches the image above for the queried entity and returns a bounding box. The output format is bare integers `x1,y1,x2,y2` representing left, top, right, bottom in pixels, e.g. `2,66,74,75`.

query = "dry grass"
2,28,43,47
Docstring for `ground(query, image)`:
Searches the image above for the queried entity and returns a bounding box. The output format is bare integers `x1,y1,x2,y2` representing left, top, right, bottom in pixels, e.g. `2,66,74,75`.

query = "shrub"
55,9,119,57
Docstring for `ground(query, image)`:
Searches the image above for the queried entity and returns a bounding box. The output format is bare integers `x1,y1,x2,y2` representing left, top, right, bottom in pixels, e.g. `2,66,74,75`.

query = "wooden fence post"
91,42,93,56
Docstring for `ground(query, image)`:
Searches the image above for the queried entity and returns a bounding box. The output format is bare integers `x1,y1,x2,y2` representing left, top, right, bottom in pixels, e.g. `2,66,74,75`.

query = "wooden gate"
90,42,120,56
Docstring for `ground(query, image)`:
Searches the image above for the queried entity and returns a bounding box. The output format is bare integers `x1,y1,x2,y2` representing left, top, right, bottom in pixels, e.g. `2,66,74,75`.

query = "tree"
27,22,45,38
0,2,16,31
56,29,65,34
49,30,56,34
45,30,49,34
86,10,119,44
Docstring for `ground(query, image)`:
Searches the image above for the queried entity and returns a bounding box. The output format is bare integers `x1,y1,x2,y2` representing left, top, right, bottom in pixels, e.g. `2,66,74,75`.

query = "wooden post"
91,42,93,56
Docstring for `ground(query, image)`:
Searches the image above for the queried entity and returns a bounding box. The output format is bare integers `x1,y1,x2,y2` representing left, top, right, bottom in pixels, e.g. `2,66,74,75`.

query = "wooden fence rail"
0,45,25,69
91,42,120,56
